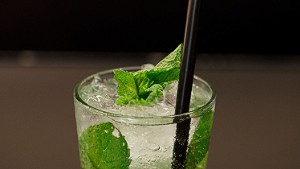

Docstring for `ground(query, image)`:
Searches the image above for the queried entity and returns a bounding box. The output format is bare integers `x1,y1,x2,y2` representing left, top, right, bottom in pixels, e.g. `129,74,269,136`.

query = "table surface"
1,52,300,169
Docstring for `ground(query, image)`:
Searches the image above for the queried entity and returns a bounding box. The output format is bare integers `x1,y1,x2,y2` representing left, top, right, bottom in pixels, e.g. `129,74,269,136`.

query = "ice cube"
141,64,155,70
91,75,102,91
163,82,178,106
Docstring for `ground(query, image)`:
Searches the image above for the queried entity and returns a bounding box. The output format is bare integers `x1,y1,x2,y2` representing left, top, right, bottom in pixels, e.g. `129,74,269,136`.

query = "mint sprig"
114,44,182,105
79,122,131,169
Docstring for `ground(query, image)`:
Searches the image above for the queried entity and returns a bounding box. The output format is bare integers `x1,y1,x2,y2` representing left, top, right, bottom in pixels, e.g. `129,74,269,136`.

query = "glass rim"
74,66,216,122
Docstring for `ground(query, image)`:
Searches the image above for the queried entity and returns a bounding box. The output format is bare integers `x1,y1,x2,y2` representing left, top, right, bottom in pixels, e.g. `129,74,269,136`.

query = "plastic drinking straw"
172,0,203,168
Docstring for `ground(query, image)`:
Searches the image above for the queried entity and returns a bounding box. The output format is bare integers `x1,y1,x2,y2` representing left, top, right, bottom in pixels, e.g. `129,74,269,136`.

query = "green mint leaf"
114,43,183,105
146,68,180,87
133,70,153,99
185,110,214,169
79,122,131,169
113,69,139,105
154,43,182,70
145,84,164,103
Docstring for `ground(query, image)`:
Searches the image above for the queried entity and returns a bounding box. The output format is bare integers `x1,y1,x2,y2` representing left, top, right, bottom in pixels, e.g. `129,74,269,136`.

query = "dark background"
1,1,300,168
1,0,299,54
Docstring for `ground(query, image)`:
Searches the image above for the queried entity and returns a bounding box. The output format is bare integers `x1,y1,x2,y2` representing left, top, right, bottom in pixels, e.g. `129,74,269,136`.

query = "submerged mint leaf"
79,122,131,169
185,110,214,169
114,44,183,105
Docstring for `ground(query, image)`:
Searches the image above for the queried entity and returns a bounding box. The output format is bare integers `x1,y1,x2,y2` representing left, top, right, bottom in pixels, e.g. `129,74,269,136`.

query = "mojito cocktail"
74,45,216,169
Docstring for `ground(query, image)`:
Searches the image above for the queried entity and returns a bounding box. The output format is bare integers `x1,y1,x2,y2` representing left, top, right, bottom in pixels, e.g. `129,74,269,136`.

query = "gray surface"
0,52,300,169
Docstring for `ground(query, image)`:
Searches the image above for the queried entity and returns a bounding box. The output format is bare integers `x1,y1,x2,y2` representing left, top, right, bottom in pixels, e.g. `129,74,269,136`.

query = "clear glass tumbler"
74,67,216,169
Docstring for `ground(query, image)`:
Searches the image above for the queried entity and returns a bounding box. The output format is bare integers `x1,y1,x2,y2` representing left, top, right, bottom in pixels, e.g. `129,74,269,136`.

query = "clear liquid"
75,76,214,169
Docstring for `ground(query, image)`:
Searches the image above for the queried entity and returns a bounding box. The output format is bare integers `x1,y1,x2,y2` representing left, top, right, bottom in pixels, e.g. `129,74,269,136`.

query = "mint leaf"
113,69,141,105
185,110,214,169
154,43,182,70
133,70,153,99
145,84,164,103
114,44,183,105
146,68,180,87
79,122,131,169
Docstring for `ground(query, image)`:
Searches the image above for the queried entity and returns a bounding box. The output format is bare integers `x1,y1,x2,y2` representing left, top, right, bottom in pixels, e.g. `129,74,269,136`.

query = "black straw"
172,0,203,168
